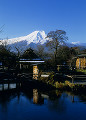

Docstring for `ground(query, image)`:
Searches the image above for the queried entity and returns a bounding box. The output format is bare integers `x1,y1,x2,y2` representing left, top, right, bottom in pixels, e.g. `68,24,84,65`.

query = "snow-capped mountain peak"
72,41,80,45
1,30,49,52
3,30,47,45
2,30,86,53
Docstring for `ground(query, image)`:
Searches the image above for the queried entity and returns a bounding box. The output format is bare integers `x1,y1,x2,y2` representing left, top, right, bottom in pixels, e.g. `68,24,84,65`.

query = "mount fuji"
2,31,48,53
1,30,86,53
6,31,47,45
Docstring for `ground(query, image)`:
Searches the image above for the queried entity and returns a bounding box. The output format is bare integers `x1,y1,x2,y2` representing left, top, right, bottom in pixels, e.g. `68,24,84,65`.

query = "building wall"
76,57,86,69
33,65,39,80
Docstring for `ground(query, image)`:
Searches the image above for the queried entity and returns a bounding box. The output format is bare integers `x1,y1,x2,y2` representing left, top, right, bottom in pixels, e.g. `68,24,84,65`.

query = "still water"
0,84,86,120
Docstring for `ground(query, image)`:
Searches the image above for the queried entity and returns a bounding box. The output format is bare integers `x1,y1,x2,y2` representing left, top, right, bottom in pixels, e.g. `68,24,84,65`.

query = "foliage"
65,81,74,88
48,72,55,85
0,45,16,68
76,69,86,74
54,82,64,89
38,71,55,85
0,26,17,68
56,46,70,64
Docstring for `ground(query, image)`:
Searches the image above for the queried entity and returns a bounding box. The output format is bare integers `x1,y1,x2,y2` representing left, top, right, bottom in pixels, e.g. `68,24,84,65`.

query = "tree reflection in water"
0,85,86,120
46,90,67,113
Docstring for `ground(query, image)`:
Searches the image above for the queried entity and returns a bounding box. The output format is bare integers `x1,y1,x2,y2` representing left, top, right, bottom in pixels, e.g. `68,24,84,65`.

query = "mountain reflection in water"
0,84,86,120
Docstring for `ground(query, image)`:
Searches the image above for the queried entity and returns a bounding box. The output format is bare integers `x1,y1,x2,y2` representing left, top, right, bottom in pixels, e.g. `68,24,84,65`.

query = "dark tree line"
0,45,17,68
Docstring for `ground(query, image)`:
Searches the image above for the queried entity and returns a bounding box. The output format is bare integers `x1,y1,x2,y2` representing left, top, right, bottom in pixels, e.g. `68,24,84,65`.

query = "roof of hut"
19,48,44,64
77,54,86,58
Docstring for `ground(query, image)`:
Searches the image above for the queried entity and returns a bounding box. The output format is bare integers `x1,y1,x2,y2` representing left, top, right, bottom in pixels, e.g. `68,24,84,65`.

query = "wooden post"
72,76,74,83
8,83,9,89
20,63,22,69
57,65,60,71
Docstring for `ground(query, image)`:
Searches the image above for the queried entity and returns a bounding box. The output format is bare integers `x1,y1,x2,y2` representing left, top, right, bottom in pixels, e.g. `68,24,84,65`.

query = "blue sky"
0,0,86,43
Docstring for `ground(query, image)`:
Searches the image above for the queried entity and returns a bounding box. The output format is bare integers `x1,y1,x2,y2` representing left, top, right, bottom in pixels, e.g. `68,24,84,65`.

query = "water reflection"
65,91,86,104
33,89,44,104
32,89,67,113
0,83,17,91
0,86,86,120
46,91,66,113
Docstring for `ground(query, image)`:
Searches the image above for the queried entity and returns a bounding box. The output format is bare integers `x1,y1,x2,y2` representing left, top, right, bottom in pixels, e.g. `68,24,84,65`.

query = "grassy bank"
54,81,86,92
76,69,86,74
39,71,86,93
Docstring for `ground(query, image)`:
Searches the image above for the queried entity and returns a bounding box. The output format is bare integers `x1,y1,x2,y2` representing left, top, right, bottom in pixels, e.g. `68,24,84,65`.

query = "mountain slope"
2,31,48,52
5,31,47,45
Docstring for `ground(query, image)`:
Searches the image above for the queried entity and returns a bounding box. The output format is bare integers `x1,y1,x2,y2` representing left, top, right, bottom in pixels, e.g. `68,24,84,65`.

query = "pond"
0,84,86,120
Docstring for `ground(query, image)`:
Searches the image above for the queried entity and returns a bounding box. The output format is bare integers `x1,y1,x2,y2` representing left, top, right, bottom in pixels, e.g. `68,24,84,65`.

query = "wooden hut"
18,48,44,79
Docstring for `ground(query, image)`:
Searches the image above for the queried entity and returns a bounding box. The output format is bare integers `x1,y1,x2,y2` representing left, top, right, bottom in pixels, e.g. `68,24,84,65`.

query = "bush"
48,72,55,85
54,81,64,89
65,80,75,88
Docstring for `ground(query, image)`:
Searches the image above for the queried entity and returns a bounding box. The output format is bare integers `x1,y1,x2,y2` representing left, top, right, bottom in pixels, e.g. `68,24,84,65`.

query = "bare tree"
12,41,27,57
37,44,44,58
15,45,25,58
46,30,68,65
0,25,5,46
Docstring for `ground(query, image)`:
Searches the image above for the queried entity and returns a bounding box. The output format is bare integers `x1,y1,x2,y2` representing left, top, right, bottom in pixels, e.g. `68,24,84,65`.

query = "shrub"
54,81,64,89
65,80,75,88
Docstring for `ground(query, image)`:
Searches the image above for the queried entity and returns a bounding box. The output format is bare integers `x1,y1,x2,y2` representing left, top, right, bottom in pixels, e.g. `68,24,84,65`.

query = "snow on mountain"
65,41,86,49
1,30,86,53
70,42,86,48
72,42,86,47
1,31,49,53
4,30,47,45
72,41,80,45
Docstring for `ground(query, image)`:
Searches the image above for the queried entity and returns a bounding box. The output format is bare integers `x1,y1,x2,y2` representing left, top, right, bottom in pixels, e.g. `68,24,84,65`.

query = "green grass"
76,69,86,74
